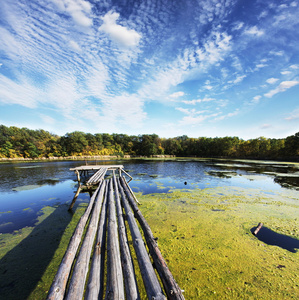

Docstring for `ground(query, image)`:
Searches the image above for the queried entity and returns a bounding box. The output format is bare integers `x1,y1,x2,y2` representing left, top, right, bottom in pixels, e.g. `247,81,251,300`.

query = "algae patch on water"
138,187,299,299
0,202,89,300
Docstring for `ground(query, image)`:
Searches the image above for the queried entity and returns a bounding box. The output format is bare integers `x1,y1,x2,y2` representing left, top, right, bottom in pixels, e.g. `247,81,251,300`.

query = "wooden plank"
105,178,125,299
47,184,102,300
113,174,140,300
119,176,185,300
117,178,166,300
65,180,106,300
85,184,109,300
70,165,124,171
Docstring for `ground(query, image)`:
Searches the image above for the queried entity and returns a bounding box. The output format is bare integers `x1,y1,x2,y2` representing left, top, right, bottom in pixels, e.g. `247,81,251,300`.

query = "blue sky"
0,0,298,139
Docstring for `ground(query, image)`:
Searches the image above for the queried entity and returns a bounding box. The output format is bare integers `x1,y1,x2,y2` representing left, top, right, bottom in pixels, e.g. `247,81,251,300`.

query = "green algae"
137,187,299,299
12,184,44,192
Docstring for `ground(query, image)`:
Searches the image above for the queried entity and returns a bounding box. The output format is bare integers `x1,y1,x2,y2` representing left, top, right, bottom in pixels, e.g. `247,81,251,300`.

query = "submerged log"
65,180,106,300
85,184,108,300
119,176,185,300
253,222,263,235
113,174,140,300
47,184,102,300
117,177,166,300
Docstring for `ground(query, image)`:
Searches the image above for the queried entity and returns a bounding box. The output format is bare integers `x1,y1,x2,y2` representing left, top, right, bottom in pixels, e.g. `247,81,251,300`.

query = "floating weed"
149,174,159,178
12,184,44,191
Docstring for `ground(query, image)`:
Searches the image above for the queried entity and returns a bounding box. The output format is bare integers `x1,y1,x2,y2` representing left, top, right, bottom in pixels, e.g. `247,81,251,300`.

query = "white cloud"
270,50,284,56
101,93,146,128
232,22,244,31
170,91,185,98
264,81,299,98
233,75,246,84
252,95,262,103
244,26,264,37
182,98,215,105
0,74,39,108
266,78,279,84
256,64,267,69
69,40,81,52
51,0,92,27
99,11,141,48
179,115,208,125
215,109,239,121
281,71,292,75
285,108,299,121
290,64,299,69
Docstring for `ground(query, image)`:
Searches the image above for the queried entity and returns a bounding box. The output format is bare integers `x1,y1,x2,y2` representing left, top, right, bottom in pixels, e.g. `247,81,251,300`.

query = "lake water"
0,158,298,234
1,158,299,299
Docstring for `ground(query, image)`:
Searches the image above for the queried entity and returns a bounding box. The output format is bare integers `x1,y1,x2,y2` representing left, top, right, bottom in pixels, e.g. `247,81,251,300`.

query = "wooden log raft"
47,171,184,300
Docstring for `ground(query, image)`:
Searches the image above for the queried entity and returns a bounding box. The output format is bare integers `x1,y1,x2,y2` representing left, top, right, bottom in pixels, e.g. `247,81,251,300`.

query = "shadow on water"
0,204,74,300
251,226,299,253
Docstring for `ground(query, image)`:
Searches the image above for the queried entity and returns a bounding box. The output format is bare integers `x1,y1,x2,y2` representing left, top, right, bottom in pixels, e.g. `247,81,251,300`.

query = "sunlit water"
0,159,298,233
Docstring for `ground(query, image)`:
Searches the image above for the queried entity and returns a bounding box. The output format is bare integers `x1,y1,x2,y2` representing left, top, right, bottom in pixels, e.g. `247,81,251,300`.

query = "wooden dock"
47,165,184,300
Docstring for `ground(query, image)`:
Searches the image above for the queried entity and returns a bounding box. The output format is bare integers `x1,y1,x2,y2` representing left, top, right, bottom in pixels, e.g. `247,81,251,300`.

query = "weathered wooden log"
47,184,102,300
253,222,263,235
120,169,133,182
65,180,106,300
117,178,166,300
105,178,125,299
85,184,108,300
113,174,140,300
119,176,185,300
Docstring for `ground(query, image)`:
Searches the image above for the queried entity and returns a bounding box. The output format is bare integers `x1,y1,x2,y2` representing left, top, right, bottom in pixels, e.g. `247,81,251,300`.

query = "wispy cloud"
51,0,92,27
182,98,215,105
264,81,299,98
170,91,185,98
285,108,299,121
244,26,264,37
266,78,279,84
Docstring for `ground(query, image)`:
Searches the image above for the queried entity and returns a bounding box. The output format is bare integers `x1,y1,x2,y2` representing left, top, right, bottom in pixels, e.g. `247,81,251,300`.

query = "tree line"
0,125,298,161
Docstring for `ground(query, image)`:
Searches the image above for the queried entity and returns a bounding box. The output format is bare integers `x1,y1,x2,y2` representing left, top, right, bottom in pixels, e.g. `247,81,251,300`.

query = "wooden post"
47,184,102,300
85,185,108,300
113,174,140,300
120,176,185,300
68,185,82,211
75,170,80,183
118,178,166,300
65,180,106,300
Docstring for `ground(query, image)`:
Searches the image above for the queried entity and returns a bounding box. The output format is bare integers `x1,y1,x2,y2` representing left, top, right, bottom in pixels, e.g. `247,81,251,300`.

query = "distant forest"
0,125,298,161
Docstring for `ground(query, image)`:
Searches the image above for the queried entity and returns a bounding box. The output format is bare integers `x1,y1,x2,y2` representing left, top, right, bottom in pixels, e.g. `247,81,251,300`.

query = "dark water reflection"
0,159,298,233
251,226,299,253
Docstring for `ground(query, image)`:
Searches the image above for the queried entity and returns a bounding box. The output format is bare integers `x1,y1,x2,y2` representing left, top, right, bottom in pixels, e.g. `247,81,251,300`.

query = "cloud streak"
264,81,299,98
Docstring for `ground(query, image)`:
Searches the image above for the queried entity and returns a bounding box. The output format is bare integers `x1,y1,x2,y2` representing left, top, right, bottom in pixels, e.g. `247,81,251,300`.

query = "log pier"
47,165,184,300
